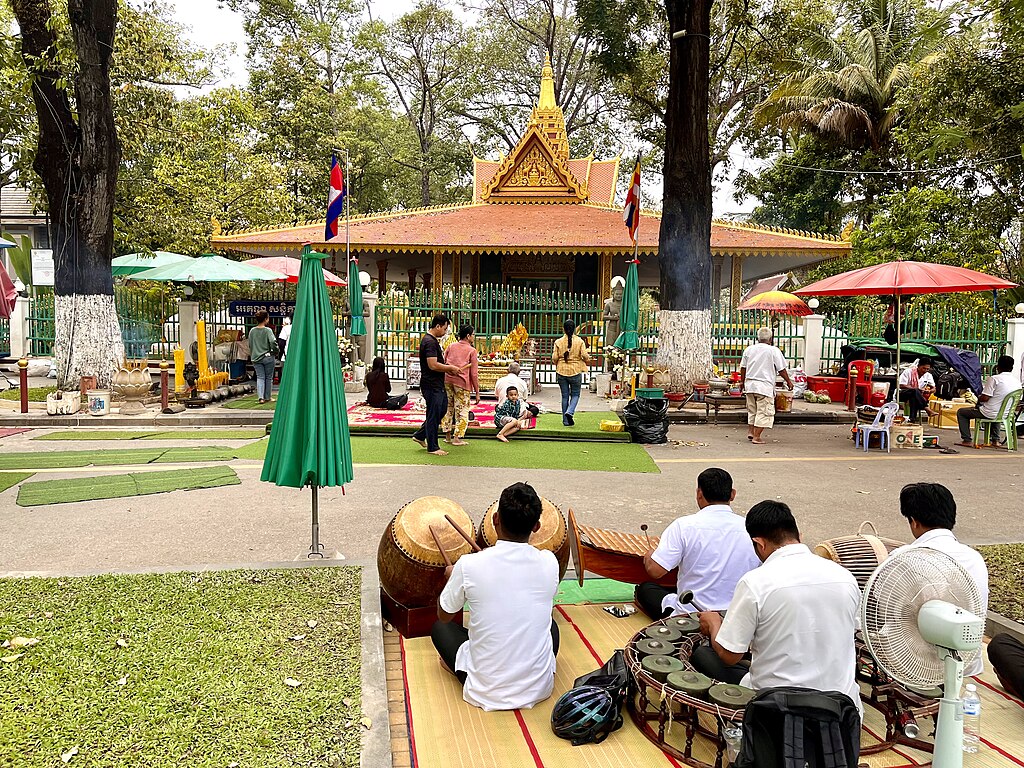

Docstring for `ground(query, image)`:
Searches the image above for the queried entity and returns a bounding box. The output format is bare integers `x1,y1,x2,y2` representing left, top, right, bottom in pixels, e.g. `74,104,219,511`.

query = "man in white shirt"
957,355,1021,447
432,482,560,711
889,482,989,677
898,356,939,422
637,467,760,619
494,362,530,404
277,317,292,361
696,500,863,717
740,327,793,444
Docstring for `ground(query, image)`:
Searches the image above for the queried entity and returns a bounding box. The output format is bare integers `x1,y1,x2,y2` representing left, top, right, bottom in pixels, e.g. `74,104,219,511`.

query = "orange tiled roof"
473,159,500,202
213,203,850,258
588,159,619,206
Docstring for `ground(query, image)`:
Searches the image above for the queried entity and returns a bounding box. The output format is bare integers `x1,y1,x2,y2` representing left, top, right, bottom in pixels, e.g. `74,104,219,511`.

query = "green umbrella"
261,245,353,556
614,258,640,350
127,252,284,282
112,251,193,277
347,259,366,336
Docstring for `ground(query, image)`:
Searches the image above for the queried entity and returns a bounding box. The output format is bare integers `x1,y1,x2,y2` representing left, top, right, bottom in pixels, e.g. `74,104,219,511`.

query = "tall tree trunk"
657,0,714,390
12,0,124,389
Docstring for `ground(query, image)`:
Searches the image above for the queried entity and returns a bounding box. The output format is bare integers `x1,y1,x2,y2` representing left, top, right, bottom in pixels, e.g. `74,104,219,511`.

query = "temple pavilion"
212,58,850,305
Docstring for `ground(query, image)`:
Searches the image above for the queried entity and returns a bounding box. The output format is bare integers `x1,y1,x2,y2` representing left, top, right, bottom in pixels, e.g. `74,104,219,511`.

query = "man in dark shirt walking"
413,314,461,455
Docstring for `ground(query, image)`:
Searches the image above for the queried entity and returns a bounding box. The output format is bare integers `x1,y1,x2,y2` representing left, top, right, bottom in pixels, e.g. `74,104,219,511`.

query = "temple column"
469,254,480,286
421,271,431,292
599,252,613,300
408,268,418,292
712,255,724,307
451,253,463,287
730,255,745,309
376,259,388,293
433,252,444,289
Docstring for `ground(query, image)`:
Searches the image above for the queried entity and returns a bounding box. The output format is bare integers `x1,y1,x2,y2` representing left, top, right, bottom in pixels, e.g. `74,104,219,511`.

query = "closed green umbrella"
261,245,353,556
614,258,640,350
347,259,366,336
112,251,193,277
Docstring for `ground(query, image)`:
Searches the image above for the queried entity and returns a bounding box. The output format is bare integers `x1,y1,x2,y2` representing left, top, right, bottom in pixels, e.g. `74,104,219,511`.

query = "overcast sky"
166,0,757,216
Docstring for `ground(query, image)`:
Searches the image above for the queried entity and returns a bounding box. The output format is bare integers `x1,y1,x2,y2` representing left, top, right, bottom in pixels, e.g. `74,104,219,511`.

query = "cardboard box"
928,401,973,429
892,424,924,449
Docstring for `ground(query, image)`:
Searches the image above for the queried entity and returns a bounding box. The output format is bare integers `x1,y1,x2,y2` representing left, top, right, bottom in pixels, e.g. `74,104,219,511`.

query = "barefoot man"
740,327,793,445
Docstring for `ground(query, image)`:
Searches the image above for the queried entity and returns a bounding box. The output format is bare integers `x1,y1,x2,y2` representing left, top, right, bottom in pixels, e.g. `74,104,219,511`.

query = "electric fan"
861,548,984,768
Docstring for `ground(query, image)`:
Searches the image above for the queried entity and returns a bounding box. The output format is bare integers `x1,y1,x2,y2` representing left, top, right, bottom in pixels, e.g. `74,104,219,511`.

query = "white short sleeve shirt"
889,529,989,677
741,344,788,397
716,543,863,715
650,505,760,614
979,371,1022,419
439,541,559,711
494,373,530,404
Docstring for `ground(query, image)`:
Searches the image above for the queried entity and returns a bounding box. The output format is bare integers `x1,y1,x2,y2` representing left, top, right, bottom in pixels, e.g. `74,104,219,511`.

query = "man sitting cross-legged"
696,500,863,718
636,467,760,619
431,482,560,711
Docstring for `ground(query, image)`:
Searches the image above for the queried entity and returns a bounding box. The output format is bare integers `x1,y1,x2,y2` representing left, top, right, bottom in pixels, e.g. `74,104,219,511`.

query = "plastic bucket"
87,389,111,416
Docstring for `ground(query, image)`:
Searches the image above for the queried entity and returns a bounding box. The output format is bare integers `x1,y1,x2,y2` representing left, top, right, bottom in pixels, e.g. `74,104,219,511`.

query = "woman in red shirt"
442,325,480,446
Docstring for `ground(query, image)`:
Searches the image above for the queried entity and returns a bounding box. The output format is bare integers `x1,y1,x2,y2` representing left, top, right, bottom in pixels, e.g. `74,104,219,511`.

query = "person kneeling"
494,386,531,442
431,482,560,711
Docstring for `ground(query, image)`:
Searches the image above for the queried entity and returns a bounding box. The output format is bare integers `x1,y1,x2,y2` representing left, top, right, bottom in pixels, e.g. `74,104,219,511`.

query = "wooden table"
705,394,747,424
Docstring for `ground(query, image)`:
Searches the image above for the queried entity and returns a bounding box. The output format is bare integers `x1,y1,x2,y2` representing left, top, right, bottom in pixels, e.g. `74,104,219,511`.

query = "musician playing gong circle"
696,501,863,717
431,483,560,711
636,468,760,619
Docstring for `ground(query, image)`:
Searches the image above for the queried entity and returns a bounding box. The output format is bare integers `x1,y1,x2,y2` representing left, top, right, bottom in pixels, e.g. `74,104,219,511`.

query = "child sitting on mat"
493,386,534,442
431,482,560,710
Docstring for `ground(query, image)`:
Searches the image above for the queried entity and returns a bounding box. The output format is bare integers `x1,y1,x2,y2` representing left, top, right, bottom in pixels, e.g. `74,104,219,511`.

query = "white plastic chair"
855,401,901,452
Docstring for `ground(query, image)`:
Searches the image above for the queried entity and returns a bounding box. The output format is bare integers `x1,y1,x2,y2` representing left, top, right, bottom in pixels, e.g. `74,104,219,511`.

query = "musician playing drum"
432,483,560,711
637,468,760,619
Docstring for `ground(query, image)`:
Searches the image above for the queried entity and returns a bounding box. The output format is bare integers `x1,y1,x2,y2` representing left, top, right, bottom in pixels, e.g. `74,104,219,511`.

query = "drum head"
480,497,567,551
393,496,475,567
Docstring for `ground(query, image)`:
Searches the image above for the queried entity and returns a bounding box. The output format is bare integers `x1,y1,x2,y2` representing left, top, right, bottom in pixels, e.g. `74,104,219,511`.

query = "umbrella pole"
893,295,902,404
308,484,325,558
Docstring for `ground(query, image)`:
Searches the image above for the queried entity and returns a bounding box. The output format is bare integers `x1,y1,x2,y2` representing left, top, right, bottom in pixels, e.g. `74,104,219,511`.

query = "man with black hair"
890,482,989,676
898,356,938,422
413,314,461,456
956,355,1021,447
636,468,759,619
432,482,560,711
696,500,862,716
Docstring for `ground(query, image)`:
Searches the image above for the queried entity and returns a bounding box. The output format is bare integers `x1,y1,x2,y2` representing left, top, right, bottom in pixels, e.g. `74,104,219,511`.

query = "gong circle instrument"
378,496,476,608
478,496,569,579
815,521,904,589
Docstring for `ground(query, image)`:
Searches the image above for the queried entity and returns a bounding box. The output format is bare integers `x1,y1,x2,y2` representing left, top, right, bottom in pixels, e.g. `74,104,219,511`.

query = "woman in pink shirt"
442,325,481,446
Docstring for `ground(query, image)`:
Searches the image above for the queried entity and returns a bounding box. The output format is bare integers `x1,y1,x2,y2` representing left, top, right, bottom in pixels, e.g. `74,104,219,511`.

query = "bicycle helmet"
550,685,620,745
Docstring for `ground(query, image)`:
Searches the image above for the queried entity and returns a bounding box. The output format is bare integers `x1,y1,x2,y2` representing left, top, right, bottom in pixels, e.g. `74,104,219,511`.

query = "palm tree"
755,0,954,152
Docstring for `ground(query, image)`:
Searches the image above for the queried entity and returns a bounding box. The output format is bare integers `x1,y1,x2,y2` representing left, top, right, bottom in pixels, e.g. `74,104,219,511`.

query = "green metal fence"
820,304,1008,374
0,317,9,357
374,284,603,385
711,307,803,374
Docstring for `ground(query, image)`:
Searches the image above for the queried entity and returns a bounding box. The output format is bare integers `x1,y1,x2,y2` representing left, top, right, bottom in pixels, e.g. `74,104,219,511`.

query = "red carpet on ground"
347,401,534,430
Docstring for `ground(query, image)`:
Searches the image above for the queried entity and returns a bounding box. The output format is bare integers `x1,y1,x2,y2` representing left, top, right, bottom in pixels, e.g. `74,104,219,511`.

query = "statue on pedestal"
341,295,371,363
603,276,626,371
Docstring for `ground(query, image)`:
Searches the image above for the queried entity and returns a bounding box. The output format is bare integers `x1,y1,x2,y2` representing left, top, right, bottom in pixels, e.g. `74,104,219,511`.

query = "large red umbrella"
0,262,16,319
795,261,1016,402
245,256,346,286
738,290,811,316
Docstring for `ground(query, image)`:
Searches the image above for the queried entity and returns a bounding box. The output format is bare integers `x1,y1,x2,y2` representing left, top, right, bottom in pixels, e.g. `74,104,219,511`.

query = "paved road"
1,418,1021,577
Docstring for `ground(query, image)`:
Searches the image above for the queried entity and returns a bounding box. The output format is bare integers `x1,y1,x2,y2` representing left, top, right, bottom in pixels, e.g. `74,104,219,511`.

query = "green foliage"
1,232,33,286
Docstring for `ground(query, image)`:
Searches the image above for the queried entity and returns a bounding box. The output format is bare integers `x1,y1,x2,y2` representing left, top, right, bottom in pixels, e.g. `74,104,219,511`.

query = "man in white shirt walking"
494,362,530,405
740,328,793,444
432,482,560,711
637,467,760,619
956,355,1021,447
696,500,862,717
889,482,989,677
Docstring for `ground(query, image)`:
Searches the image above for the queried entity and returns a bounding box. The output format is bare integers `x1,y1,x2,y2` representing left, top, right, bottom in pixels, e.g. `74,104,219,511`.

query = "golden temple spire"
538,53,557,110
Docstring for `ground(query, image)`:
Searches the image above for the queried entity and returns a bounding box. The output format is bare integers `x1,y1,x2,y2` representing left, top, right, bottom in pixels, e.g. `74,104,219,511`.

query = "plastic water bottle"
962,683,981,753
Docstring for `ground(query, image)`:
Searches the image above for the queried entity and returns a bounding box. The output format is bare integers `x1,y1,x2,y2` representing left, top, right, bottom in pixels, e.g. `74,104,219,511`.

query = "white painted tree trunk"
54,294,124,390
656,308,714,391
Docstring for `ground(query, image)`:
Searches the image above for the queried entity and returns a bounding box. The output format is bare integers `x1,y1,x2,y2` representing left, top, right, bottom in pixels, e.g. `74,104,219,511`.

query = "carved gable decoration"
483,127,587,203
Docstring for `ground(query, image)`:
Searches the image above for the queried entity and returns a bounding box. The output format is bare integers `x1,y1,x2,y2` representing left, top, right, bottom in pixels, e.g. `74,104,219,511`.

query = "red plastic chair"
846,360,876,411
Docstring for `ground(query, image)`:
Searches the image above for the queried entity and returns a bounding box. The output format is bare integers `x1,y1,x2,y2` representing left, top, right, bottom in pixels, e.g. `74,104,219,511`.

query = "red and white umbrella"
245,256,346,286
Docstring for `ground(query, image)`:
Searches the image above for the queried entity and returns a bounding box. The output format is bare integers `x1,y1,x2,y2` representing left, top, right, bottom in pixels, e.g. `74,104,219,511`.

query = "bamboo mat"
397,604,1024,768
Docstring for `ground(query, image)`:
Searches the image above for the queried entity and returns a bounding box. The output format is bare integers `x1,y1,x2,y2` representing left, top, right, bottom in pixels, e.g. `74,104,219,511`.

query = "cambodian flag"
325,153,346,240
622,161,641,243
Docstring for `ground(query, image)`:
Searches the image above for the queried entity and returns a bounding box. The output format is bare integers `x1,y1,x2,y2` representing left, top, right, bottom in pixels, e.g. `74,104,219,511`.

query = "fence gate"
374,284,603,386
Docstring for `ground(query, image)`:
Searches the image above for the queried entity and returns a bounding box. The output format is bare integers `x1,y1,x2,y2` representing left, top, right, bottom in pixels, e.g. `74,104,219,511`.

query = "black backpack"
733,687,861,768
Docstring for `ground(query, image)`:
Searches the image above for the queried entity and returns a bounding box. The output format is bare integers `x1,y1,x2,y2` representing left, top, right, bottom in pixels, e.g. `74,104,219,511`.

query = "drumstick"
641,524,652,548
429,525,454,568
445,515,481,552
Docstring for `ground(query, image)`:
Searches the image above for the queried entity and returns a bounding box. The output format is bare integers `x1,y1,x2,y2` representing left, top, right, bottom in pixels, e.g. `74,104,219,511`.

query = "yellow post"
196,319,209,374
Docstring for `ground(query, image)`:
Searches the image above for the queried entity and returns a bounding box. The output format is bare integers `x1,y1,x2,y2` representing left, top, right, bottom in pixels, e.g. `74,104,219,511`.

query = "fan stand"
933,649,966,768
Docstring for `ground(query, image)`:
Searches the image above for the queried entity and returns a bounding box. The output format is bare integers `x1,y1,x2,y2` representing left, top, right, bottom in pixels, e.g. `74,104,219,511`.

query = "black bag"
622,398,669,444
733,687,861,768
570,649,628,735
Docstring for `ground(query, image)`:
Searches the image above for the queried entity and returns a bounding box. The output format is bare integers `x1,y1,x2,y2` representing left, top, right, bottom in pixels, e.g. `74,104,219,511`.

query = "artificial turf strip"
0,447,237,470
554,578,637,605
231,436,658,473
978,543,1024,623
347,410,630,442
0,472,33,494
0,386,55,402
34,429,267,441
16,466,240,507
0,567,362,767
223,395,275,410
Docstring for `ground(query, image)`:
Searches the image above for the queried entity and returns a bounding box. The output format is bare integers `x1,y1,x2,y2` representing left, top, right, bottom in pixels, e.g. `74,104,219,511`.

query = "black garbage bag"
631,421,669,444
622,397,669,444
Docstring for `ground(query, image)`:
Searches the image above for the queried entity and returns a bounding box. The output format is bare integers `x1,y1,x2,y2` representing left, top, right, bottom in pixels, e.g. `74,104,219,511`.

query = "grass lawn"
0,386,56,402
223,395,275,410
35,429,267,441
0,567,362,767
978,543,1024,624
0,471,33,493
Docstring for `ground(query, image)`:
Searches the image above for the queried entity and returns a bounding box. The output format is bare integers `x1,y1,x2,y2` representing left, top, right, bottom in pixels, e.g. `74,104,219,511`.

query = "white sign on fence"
30,249,55,286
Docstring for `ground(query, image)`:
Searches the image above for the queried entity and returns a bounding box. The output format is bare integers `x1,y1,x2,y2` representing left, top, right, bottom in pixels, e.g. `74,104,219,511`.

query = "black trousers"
690,644,748,684
989,633,1024,699
898,388,930,420
635,582,674,620
431,619,560,686
413,385,448,452
383,393,409,410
